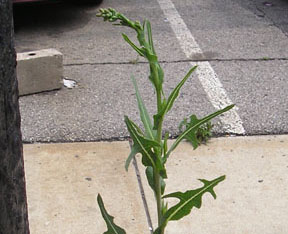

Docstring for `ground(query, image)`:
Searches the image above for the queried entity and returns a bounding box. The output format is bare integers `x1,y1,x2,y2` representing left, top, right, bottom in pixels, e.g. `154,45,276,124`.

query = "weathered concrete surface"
24,135,288,234
14,0,288,142
143,135,288,233
20,63,220,142
14,0,288,64
24,141,148,234
17,49,63,96
19,59,288,142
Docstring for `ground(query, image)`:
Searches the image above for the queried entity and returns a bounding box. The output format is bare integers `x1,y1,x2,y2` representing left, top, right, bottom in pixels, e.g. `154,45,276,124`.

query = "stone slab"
140,135,288,233
24,135,288,233
23,141,149,234
17,49,63,96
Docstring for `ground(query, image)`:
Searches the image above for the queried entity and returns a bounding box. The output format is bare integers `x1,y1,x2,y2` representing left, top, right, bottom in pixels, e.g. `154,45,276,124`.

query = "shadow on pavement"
231,0,288,35
13,1,102,34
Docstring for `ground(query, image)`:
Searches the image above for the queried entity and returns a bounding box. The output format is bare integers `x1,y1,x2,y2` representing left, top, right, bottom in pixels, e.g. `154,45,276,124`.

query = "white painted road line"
157,0,246,134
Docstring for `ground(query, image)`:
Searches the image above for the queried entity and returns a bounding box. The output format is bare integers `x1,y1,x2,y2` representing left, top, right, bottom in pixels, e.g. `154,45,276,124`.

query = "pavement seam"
22,132,288,144
63,57,288,67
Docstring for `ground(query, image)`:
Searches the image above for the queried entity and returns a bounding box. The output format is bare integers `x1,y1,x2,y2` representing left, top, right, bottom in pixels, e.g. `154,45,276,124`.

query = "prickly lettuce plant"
97,8,233,234
179,116,214,149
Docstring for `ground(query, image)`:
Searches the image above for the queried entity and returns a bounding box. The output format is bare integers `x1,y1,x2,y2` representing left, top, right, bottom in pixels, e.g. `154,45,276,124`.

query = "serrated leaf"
97,194,126,234
153,66,197,129
155,176,225,232
179,115,211,150
125,116,164,174
124,117,167,177
122,33,145,57
166,104,234,159
131,76,155,140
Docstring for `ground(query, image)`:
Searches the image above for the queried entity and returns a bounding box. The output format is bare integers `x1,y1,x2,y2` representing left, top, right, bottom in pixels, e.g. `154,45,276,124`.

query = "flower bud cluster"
97,8,121,22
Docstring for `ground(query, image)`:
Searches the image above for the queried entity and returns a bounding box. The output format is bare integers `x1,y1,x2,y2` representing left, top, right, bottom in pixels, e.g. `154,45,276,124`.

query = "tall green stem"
153,167,162,226
155,86,164,228
156,89,162,113
155,109,164,232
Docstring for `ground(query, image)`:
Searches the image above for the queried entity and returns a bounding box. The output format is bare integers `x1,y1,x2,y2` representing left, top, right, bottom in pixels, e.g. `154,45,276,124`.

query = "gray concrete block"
17,49,63,96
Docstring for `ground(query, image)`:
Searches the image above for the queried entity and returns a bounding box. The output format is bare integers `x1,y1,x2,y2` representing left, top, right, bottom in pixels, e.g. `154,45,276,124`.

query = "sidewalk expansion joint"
63,57,288,67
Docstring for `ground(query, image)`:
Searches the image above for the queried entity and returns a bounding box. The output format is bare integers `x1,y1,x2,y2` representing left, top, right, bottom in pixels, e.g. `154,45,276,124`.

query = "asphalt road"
14,0,288,142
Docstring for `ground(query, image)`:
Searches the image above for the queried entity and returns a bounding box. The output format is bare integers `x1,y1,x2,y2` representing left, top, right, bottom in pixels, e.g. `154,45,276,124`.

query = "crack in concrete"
64,57,288,67
128,139,154,234
22,132,288,144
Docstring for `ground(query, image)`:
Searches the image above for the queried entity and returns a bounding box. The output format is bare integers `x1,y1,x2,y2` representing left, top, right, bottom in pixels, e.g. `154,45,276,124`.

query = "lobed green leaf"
154,175,225,233
97,194,126,234
179,115,213,150
125,116,167,177
165,104,234,160
124,116,159,170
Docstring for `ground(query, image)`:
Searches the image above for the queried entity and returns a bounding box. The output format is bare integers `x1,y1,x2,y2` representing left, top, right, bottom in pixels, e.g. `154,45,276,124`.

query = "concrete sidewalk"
24,135,288,234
